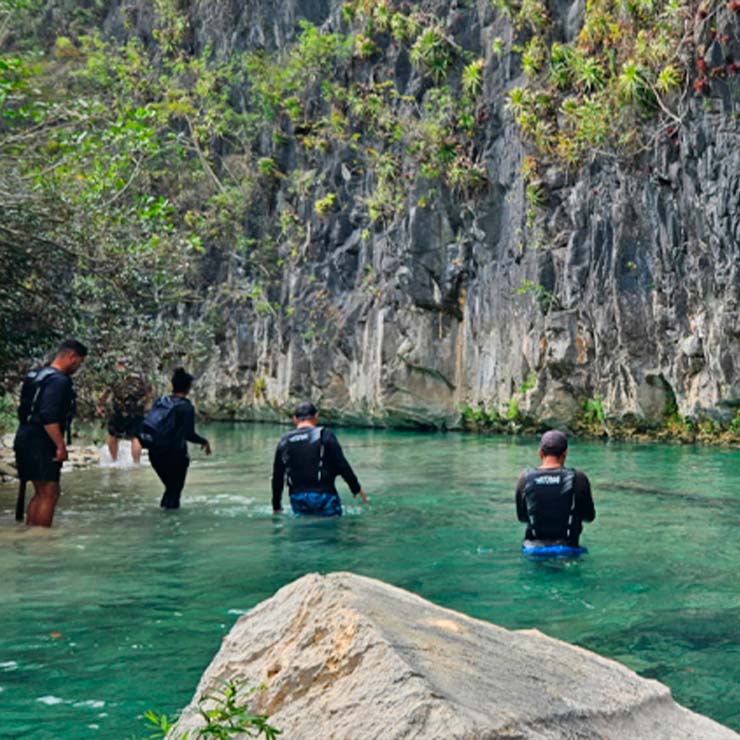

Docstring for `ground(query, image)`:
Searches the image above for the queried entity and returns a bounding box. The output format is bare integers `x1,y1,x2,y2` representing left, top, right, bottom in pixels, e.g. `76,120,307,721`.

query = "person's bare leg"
107,434,119,461
131,436,142,464
26,481,60,527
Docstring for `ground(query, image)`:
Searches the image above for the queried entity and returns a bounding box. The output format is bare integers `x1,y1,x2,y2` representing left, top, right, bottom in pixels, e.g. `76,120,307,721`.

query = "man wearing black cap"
271,402,367,516
515,430,595,549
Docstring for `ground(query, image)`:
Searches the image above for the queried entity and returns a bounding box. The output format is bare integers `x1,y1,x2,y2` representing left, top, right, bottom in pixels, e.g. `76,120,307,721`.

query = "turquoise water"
1,423,739,738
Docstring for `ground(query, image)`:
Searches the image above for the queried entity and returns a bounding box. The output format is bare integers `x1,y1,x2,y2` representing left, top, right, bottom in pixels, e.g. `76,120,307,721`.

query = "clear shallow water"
1,423,739,738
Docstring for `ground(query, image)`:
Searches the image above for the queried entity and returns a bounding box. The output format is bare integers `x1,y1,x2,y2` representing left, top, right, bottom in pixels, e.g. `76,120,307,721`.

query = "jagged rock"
106,1,740,431
0,446,16,482
170,573,738,740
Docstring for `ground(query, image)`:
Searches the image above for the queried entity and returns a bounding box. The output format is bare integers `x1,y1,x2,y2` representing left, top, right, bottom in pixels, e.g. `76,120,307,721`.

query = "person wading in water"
96,358,152,464
271,402,367,516
515,430,595,552
138,367,211,509
14,339,88,526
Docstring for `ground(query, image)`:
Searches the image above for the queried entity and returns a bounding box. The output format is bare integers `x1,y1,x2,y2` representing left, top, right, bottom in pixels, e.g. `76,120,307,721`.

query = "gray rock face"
110,0,740,429
170,572,737,740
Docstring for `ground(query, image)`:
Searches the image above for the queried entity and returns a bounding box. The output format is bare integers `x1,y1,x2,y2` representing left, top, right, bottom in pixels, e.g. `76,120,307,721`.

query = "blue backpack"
138,397,183,450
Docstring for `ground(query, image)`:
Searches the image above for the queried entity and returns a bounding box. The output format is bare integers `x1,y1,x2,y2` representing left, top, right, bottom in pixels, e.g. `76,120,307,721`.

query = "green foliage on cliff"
1,0,493,395
1,8,263,392
2,0,736,421
502,0,737,166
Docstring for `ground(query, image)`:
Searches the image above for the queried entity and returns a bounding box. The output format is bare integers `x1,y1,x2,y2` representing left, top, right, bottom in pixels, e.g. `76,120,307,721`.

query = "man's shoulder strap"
154,395,185,410
22,367,63,424
26,366,57,385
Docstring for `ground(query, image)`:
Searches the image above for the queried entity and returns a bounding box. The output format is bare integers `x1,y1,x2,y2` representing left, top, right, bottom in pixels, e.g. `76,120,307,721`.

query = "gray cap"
539,429,568,456
293,401,318,419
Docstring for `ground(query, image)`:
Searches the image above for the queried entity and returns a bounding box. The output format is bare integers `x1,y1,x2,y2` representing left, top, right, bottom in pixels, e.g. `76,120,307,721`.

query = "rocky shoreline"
200,405,740,447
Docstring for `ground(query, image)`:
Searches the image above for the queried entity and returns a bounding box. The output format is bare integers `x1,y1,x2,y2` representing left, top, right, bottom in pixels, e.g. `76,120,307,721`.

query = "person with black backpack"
271,401,367,516
138,367,211,509
14,338,88,526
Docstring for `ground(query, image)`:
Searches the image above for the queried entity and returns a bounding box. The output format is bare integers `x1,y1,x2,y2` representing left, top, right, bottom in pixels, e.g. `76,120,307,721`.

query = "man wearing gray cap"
271,402,368,516
515,430,595,552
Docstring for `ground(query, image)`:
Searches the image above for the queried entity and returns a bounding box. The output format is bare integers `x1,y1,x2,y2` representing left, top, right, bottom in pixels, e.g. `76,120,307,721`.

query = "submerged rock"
170,572,737,739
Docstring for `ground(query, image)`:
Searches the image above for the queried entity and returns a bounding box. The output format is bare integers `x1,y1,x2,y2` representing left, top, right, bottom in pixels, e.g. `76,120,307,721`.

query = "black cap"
293,401,318,420
539,429,568,456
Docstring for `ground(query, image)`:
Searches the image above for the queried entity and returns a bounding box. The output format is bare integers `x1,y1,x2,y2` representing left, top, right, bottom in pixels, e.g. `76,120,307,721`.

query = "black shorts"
107,413,144,439
14,426,62,483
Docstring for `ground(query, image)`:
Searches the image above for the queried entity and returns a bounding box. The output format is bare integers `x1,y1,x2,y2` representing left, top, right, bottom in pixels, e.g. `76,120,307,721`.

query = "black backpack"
18,366,77,442
18,367,58,424
138,397,183,450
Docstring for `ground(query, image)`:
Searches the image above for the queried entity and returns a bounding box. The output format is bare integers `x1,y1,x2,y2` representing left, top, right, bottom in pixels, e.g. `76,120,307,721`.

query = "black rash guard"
515,467,595,546
169,397,208,452
272,427,361,510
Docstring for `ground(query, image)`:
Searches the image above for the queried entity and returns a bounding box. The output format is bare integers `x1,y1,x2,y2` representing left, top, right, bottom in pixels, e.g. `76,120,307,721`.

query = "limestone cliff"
107,0,740,431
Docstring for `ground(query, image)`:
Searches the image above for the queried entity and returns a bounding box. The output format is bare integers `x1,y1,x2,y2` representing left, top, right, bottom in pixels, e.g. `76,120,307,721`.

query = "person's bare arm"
44,423,67,461
95,388,110,417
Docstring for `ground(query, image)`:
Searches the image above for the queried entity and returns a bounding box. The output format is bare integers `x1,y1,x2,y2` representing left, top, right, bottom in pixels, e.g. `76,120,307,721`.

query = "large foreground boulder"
171,572,738,739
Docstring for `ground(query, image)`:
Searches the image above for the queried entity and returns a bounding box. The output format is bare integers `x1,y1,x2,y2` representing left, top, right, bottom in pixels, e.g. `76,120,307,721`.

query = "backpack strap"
316,426,324,483
25,367,58,424
562,469,577,541
522,468,538,537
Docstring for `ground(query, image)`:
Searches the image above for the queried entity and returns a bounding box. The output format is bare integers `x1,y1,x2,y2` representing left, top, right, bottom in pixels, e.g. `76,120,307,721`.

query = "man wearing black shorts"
96,359,151,464
14,339,88,526
515,430,595,550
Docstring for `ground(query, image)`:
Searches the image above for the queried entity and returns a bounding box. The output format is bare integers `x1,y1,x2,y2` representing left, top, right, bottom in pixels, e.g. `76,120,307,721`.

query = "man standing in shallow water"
516,430,595,550
271,402,368,516
14,339,88,527
96,358,152,464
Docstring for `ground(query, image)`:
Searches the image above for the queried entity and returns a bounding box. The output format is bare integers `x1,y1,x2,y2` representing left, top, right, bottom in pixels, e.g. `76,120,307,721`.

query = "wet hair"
293,401,318,420
171,367,194,394
57,338,88,358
